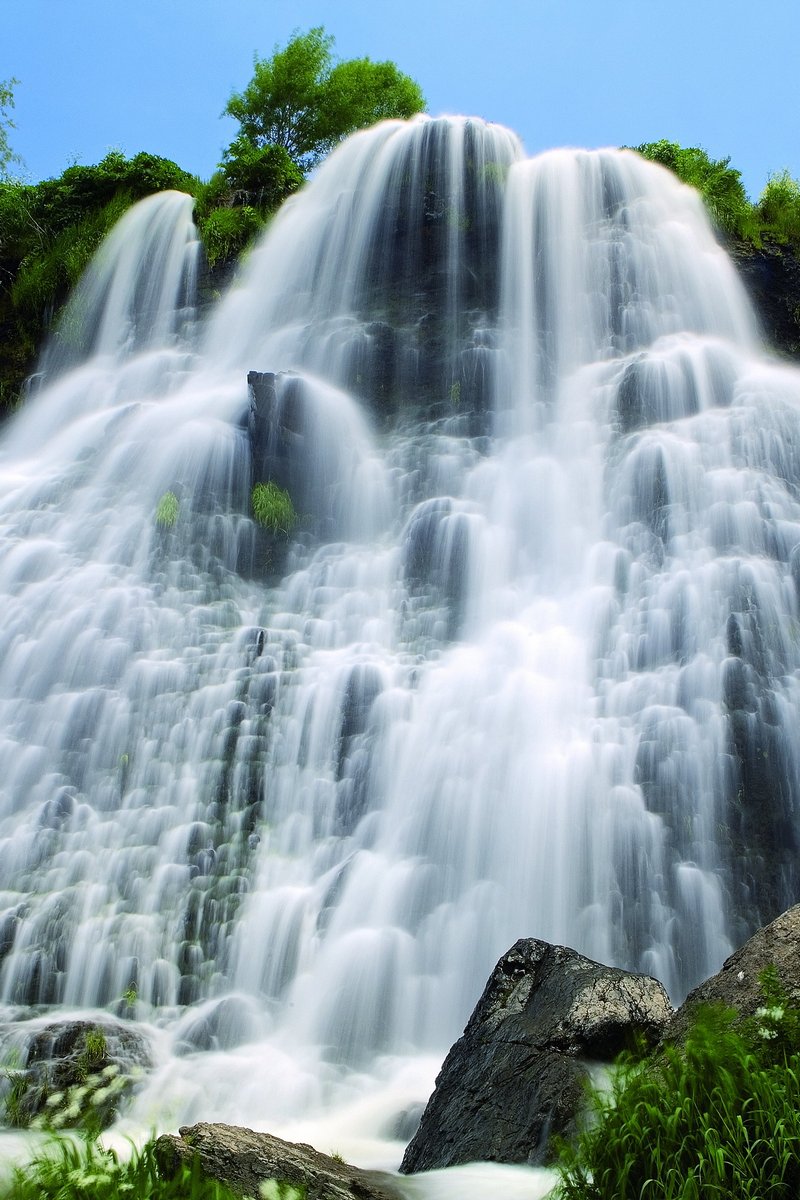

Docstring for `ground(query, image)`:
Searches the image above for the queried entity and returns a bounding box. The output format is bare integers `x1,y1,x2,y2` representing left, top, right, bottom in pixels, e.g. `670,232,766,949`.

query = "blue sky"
4,0,800,199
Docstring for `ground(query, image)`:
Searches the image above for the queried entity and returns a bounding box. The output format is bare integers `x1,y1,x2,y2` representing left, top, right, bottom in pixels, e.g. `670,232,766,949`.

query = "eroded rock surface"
664,902,800,1047
155,1122,405,1200
400,938,672,1171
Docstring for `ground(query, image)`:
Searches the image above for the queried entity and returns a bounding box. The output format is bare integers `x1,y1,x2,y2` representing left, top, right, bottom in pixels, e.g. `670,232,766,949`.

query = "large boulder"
663,902,800,1048
400,938,672,1172
154,1122,404,1200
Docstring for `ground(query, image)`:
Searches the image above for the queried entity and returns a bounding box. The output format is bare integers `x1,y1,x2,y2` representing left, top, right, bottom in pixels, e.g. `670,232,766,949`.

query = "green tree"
224,27,426,173
0,77,20,178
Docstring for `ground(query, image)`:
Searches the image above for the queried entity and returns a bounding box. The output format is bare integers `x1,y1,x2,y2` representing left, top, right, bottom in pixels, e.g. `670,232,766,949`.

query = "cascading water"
2,116,800,1187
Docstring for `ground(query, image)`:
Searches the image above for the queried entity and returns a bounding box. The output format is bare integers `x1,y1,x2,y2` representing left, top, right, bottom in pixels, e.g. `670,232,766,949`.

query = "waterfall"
2,115,800,1172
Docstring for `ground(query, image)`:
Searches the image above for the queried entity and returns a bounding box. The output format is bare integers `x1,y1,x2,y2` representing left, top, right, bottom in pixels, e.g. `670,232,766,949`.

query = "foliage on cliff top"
555,969,800,1199
224,26,426,173
635,139,800,250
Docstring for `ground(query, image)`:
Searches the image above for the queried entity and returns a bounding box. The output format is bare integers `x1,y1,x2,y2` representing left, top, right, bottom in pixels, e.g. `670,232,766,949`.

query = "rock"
1,1016,151,1128
172,995,263,1056
154,1122,405,1200
399,938,672,1171
732,239,800,361
663,902,800,1048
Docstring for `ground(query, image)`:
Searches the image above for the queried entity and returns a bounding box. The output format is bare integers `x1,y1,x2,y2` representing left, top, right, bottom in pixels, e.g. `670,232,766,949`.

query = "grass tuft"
2,1136,240,1200
251,481,297,535
155,491,179,528
555,971,800,1199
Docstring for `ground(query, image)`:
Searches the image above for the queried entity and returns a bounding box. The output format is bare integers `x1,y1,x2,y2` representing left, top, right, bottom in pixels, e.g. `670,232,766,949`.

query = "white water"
2,116,800,1195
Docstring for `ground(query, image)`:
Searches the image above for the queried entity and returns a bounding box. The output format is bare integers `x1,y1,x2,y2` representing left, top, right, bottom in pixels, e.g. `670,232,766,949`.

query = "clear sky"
4,0,799,200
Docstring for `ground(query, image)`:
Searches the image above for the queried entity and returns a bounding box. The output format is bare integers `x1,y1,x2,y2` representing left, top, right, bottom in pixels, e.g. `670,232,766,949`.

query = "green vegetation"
0,77,19,177
0,152,200,409
759,170,800,246
251,482,297,535
224,27,425,173
635,139,759,241
155,491,180,528
635,139,800,249
0,30,425,411
555,970,800,1199
1,1137,239,1200
197,205,264,270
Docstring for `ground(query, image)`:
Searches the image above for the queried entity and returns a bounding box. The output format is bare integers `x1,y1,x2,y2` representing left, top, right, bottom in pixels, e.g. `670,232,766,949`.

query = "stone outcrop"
663,902,800,1048
399,938,672,1172
0,1016,151,1128
154,1122,405,1200
732,239,800,362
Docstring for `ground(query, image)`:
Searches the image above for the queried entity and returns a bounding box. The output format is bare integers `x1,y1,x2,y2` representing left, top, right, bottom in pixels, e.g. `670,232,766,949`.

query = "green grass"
555,976,800,1200
155,492,179,528
251,481,297,535
1,1137,239,1200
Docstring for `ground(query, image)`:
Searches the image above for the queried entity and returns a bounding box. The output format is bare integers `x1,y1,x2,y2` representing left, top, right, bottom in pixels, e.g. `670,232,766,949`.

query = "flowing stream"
2,116,800,1194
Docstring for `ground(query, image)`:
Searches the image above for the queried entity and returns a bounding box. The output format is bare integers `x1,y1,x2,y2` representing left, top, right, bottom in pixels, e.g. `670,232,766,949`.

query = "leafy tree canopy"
224,27,426,172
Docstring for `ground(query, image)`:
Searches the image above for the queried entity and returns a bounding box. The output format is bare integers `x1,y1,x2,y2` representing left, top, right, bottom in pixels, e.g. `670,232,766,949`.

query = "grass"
155,492,179,528
251,481,297,535
554,971,800,1200
1,1137,240,1200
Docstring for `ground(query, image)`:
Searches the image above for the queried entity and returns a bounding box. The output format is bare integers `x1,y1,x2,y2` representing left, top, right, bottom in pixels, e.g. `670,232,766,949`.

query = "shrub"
219,137,304,209
758,170,800,246
634,139,760,243
251,481,297,534
555,979,800,1200
196,205,264,269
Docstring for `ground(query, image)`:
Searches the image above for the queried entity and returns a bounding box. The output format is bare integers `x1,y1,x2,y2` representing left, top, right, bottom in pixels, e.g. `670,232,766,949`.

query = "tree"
0,77,20,178
224,27,426,173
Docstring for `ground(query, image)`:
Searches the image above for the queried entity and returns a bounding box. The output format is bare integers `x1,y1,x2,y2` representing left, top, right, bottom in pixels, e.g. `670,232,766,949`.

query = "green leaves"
224,27,425,174
635,139,757,241
556,985,800,1199
758,170,800,245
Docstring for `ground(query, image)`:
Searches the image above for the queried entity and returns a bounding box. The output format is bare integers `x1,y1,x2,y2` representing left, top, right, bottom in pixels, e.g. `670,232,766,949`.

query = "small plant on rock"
155,490,179,528
251,481,297,535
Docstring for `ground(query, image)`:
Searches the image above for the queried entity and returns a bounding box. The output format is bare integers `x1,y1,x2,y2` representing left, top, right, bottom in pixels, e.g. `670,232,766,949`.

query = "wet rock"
172,995,262,1055
732,239,800,362
155,1122,405,1200
1,1016,151,1129
400,938,672,1171
663,902,800,1048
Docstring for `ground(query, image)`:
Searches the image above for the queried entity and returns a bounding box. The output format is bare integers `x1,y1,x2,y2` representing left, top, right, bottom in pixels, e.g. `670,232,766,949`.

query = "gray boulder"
663,902,800,1048
155,1122,405,1200
400,938,672,1171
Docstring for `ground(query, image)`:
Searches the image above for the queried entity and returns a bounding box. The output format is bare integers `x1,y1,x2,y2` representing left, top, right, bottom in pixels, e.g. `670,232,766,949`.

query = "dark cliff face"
731,239,800,363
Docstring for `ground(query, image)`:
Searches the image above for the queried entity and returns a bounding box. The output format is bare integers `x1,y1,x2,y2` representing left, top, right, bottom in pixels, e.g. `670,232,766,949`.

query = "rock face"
732,239,800,362
0,1016,151,1128
154,1122,405,1200
663,902,800,1047
399,938,672,1172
